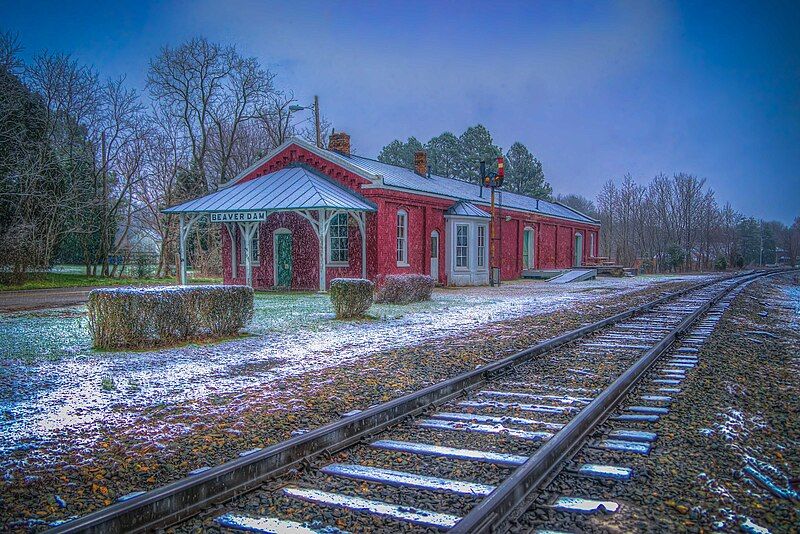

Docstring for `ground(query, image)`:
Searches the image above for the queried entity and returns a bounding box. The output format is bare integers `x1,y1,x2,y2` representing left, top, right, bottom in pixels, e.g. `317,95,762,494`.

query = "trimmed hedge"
329,278,374,319
374,274,435,304
87,285,254,349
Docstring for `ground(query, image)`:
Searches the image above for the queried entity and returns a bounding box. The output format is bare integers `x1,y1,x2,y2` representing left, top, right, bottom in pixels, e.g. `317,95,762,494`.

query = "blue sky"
2,0,798,223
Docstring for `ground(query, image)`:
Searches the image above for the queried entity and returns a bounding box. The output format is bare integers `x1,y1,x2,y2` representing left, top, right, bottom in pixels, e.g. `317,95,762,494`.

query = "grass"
0,272,222,291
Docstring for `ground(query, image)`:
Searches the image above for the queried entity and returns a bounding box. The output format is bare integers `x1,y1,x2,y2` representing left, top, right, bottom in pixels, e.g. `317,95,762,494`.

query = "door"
574,233,583,267
274,231,292,288
430,231,440,282
523,228,535,269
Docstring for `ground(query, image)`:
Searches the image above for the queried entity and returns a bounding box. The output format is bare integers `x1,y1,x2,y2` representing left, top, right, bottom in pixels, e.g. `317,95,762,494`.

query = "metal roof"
324,151,598,225
222,137,598,225
163,164,376,214
445,201,491,219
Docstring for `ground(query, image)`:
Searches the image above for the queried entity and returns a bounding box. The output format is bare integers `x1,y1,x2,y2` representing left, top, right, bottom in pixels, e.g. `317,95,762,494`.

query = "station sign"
209,211,267,223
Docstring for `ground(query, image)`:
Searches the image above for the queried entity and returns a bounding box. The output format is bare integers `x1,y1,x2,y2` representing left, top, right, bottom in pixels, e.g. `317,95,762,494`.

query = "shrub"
714,256,728,271
329,278,374,319
374,274,435,304
87,285,254,349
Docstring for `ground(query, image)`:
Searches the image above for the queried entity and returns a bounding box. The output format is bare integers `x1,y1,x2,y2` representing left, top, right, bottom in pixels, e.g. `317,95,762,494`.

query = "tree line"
0,32,327,280
556,175,799,271
1,29,796,280
378,125,553,199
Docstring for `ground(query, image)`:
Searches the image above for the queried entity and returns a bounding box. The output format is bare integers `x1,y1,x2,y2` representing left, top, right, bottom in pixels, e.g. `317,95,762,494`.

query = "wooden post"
314,95,322,148
318,209,326,291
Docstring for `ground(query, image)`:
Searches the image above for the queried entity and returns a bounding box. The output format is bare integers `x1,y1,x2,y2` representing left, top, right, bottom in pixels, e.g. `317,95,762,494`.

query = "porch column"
239,221,258,287
178,213,201,285
179,214,187,285
318,209,326,291
224,222,237,279
355,212,367,279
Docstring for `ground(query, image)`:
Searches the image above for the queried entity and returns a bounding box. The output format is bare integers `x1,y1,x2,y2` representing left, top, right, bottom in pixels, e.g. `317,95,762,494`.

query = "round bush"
329,278,374,319
374,274,435,304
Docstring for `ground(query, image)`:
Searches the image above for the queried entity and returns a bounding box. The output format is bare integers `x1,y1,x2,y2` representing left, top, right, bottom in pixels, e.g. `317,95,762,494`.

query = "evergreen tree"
458,125,501,183
505,142,552,198
425,132,462,178
737,218,760,266
377,137,424,170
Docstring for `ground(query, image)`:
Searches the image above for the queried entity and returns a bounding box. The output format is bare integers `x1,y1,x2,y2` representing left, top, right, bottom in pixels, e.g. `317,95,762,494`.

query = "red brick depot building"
165,134,600,290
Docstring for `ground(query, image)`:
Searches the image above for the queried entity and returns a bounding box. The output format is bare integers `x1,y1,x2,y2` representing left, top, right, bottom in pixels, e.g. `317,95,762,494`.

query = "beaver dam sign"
209,211,267,223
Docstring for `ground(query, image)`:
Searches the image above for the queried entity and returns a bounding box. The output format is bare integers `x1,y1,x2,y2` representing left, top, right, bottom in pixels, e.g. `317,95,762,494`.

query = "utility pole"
314,95,322,148
759,219,763,266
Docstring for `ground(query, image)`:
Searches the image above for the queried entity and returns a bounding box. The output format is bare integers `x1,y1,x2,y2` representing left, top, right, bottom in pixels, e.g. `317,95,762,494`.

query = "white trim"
326,212,350,267
476,224,487,271
273,228,292,287
523,226,536,270
396,209,408,266
223,137,381,188
454,223,470,271
240,224,261,266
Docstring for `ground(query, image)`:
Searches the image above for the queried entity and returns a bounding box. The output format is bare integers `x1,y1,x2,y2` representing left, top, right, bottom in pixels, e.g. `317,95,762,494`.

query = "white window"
477,225,486,269
239,226,260,265
396,209,408,265
455,224,469,268
590,233,596,256
327,213,349,264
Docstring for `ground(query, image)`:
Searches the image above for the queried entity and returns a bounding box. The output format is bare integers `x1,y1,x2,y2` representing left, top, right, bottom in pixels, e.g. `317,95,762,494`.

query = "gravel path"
515,272,800,533
0,278,706,530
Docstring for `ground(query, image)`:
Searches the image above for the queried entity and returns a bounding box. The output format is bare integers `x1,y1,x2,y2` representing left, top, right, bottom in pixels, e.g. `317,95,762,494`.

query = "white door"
430,231,440,282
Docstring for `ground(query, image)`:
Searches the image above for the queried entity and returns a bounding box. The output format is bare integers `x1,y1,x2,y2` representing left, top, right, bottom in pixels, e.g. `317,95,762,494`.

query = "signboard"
210,211,267,223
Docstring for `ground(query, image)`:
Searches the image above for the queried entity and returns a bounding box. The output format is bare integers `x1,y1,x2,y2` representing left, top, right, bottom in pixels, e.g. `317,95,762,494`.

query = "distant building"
165,135,600,289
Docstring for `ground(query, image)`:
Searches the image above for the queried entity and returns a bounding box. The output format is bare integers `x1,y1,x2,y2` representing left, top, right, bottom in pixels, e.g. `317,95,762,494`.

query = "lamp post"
289,95,322,148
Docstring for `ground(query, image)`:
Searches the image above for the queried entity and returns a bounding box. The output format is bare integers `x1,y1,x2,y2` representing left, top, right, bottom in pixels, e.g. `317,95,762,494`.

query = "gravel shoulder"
0,277,707,530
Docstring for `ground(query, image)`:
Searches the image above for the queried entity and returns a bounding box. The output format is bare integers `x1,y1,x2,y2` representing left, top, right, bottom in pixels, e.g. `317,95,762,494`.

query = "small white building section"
444,201,490,286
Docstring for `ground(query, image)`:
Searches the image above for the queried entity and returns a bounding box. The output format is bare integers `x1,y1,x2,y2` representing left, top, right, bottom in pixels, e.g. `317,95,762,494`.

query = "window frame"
326,212,350,266
454,223,469,270
476,224,487,270
396,209,409,266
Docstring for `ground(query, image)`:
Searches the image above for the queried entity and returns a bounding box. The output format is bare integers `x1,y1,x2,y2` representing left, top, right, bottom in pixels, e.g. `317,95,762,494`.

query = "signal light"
497,156,505,178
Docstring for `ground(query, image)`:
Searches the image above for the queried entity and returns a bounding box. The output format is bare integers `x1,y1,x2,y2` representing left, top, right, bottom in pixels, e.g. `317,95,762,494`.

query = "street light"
288,95,322,148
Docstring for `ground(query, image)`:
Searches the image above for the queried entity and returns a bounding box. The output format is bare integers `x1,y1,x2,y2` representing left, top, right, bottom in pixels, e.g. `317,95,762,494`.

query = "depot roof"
163,164,376,214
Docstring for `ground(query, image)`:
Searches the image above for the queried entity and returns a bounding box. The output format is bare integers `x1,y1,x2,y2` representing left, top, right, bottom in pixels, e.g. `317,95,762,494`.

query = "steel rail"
449,269,778,534
48,272,750,533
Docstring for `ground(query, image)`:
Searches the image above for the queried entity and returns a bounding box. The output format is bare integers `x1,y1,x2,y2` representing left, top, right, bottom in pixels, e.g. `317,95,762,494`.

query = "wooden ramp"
547,268,598,284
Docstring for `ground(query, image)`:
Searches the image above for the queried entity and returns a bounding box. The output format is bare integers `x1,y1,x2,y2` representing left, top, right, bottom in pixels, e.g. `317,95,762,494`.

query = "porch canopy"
163,164,376,289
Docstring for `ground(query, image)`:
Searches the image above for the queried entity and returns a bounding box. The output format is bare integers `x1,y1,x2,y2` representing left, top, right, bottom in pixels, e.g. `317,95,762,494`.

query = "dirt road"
0,287,94,313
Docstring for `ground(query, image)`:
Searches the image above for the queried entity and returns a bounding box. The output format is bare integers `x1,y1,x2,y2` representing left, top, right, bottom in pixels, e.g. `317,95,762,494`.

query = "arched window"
574,232,583,267
327,213,349,264
396,209,408,265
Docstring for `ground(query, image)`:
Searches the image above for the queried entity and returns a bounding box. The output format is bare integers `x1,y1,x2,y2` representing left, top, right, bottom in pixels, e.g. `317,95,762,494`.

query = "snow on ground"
0,275,706,460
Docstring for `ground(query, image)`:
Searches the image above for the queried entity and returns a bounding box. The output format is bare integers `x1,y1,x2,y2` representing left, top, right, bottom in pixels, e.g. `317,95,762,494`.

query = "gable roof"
445,201,491,219
227,137,599,225
164,164,376,214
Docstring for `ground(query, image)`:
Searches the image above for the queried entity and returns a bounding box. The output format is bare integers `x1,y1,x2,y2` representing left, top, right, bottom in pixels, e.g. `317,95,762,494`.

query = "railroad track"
49,270,780,534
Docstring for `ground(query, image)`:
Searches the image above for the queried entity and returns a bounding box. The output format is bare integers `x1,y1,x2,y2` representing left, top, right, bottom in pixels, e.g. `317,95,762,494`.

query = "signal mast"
480,157,505,286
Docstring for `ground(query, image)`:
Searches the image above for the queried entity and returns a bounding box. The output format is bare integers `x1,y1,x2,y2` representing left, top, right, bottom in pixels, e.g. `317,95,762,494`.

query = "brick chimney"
414,151,428,177
328,132,351,156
